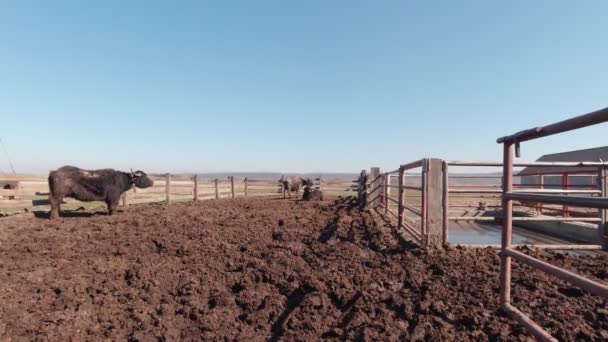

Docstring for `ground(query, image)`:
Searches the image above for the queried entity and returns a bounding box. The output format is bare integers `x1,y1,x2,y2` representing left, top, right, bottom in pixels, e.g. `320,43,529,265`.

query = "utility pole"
0,138,16,174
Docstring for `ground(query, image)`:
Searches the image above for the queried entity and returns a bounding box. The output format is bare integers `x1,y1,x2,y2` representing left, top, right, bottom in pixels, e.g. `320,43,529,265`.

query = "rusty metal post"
193,174,199,201
500,142,514,307
600,166,608,249
536,174,543,215
384,174,390,214
442,161,449,245
562,173,569,217
214,179,219,199
398,166,404,230
165,173,171,204
378,174,385,210
421,160,428,245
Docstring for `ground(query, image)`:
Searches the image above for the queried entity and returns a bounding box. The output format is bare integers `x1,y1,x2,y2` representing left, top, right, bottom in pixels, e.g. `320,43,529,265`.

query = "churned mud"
0,197,607,341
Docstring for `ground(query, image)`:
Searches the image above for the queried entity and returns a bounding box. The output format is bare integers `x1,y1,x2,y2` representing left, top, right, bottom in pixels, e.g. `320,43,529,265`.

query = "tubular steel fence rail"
366,158,608,250
359,106,608,340
366,157,608,249
443,160,608,248
368,159,442,247
495,107,608,341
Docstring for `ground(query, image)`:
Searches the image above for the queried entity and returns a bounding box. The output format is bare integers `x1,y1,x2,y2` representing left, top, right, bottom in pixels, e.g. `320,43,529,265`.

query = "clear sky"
1,1,607,174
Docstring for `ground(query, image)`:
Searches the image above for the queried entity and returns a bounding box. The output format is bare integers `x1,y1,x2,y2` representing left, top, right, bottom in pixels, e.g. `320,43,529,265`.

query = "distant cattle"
48,166,154,219
280,176,313,199
302,185,323,201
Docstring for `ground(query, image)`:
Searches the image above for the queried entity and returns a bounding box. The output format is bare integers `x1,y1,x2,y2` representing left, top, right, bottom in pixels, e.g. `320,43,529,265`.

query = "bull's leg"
106,196,120,216
49,196,61,219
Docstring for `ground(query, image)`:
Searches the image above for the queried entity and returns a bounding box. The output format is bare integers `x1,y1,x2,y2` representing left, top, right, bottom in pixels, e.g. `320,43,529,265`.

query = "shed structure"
519,146,608,216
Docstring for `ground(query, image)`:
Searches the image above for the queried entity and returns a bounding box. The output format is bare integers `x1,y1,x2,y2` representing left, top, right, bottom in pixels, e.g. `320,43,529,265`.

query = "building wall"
520,175,596,188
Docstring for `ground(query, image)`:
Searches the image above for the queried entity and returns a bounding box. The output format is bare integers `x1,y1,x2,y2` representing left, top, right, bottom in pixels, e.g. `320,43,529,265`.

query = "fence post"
536,174,543,215
599,166,608,249
562,173,569,217
193,174,198,201
398,167,404,229
500,142,514,307
230,176,235,198
384,174,390,214
244,177,248,197
442,161,449,245
214,179,219,199
165,173,171,204
358,170,367,207
369,167,381,209
421,161,428,242
424,159,444,248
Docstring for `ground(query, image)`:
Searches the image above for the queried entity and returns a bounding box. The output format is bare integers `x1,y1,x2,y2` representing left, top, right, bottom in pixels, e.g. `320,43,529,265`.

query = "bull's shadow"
33,210,102,219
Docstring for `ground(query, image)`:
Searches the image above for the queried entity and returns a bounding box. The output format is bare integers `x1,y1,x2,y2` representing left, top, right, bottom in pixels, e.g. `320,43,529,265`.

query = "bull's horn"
131,169,145,177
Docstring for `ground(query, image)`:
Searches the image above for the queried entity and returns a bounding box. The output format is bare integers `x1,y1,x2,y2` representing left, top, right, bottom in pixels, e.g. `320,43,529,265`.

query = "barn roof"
519,146,608,176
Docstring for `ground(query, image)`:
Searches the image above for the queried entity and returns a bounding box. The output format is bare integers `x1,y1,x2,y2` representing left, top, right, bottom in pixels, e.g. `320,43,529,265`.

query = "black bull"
48,166,154,219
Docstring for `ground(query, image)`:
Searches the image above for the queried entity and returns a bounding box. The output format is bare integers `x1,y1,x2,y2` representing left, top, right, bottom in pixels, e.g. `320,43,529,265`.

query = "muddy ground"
0,197,607,341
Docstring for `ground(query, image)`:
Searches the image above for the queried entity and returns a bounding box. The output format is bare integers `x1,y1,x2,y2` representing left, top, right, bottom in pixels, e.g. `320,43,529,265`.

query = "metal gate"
496,107,608,341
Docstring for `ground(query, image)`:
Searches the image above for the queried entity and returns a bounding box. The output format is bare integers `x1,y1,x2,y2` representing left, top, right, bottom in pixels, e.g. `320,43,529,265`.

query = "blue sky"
1,1,607,174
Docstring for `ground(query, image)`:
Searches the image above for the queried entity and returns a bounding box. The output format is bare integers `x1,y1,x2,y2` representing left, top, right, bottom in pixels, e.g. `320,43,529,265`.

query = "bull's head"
131,169,154,188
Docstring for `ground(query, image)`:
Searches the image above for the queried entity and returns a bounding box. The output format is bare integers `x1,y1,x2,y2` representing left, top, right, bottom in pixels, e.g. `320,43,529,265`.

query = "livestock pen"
365,106,608,341
1,110,608,340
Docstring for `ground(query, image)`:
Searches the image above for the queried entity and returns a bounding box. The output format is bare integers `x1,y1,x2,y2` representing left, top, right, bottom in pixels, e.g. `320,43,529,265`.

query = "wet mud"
0,197,606,341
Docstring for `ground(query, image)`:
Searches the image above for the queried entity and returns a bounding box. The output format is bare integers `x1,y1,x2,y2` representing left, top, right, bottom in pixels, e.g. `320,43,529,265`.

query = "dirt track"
0,197,607,341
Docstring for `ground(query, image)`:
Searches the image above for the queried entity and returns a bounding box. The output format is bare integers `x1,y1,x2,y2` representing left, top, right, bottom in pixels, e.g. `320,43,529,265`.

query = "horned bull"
280,176,313,199
48,166,154,219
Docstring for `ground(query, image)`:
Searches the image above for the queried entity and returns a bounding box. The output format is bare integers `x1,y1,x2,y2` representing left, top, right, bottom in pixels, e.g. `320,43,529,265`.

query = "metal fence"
370,159,443,247
367,156,608,250
496,107,608,341
443,160,607,250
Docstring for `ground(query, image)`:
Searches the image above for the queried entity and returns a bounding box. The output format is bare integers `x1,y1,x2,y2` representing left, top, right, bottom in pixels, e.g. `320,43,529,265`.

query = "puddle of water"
448,221,573,245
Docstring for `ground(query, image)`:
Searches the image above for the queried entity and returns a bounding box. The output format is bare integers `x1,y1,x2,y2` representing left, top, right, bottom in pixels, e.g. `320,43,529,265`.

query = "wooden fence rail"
0,175,358,212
